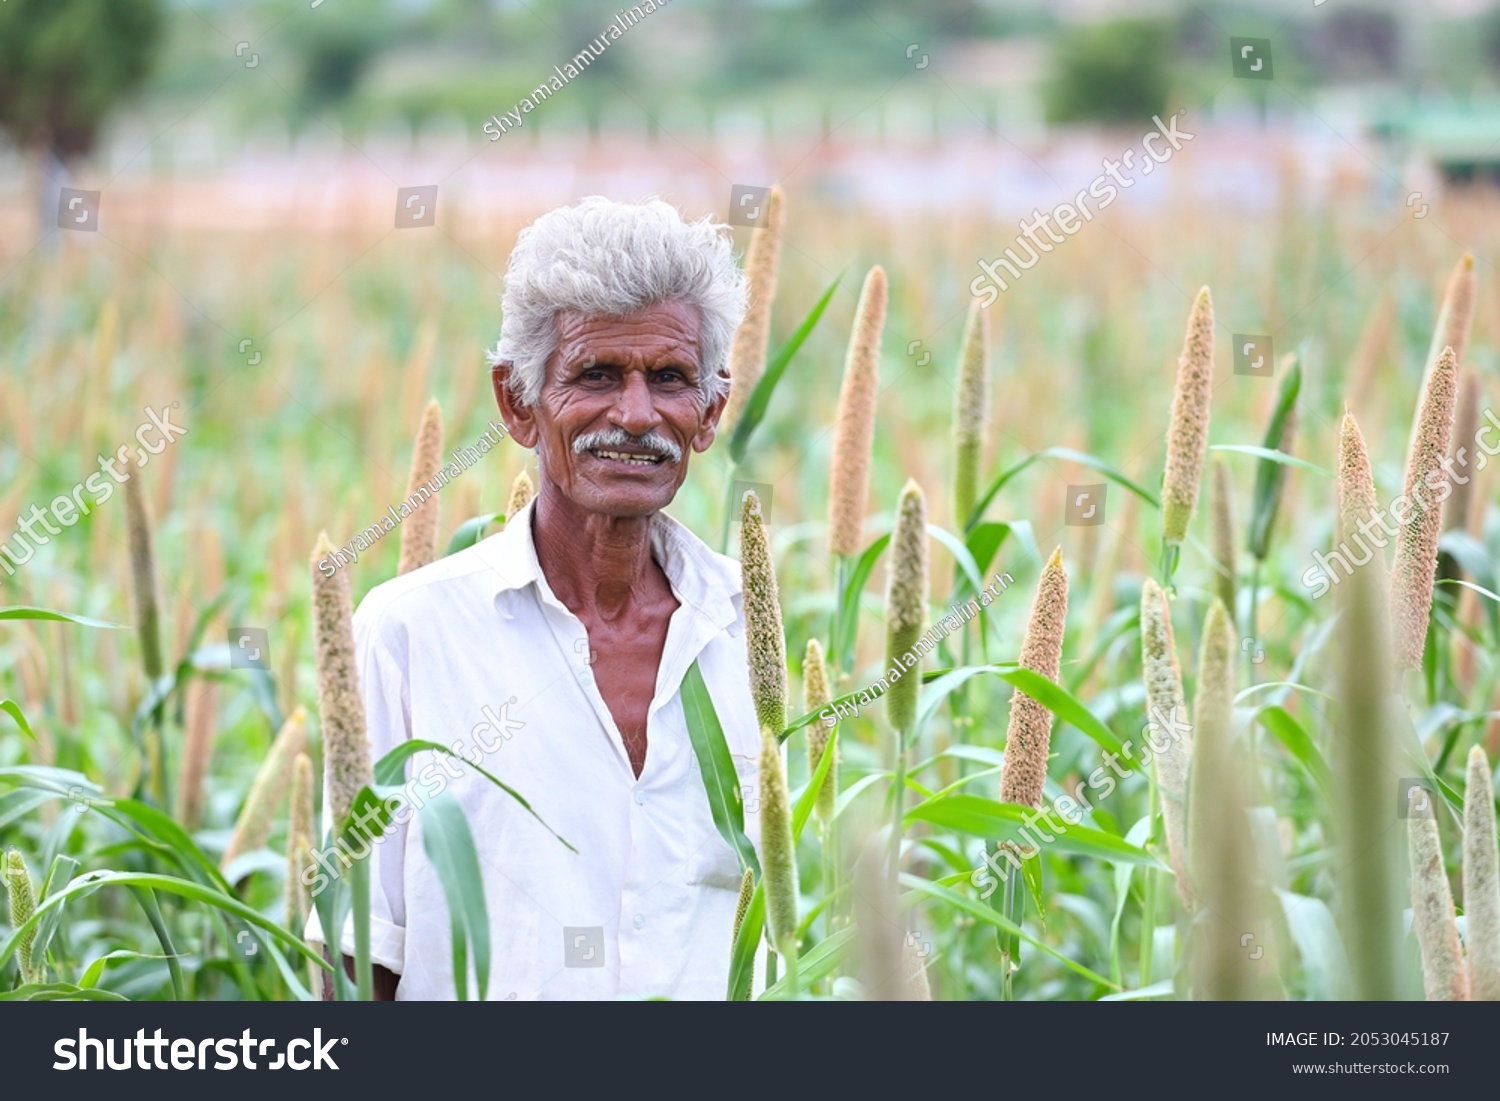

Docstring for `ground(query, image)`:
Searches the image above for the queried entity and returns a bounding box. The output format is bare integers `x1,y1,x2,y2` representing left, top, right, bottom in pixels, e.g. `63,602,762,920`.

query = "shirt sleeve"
302,600,411,976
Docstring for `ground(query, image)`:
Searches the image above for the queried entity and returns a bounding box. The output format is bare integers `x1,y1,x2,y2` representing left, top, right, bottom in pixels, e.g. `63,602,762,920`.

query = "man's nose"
611,371,661,436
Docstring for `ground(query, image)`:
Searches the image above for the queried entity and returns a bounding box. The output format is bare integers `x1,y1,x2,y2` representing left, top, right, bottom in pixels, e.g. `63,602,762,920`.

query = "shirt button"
633,914,645,929
728,623,741,637
580,668,594,685
633,788,646,806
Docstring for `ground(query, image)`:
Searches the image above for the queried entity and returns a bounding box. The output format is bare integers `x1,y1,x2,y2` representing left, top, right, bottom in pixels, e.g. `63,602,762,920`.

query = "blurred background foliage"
1043,19,1176,126
6,0,1500,155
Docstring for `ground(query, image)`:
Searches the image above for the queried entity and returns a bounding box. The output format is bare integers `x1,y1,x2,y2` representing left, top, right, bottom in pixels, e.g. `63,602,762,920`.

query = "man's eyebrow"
558,352,618,373
564,353,699,373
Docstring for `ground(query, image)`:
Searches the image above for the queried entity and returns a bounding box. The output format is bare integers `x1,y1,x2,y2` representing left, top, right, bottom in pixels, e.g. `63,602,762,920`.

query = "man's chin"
570,479,681,520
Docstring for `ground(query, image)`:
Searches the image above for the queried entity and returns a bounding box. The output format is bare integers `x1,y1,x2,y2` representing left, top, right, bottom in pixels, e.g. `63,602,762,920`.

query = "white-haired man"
315,197,765,1000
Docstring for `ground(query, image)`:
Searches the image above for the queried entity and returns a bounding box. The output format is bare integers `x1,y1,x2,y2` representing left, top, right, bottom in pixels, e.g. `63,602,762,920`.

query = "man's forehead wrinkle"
557,309,700,340
553,313,703,372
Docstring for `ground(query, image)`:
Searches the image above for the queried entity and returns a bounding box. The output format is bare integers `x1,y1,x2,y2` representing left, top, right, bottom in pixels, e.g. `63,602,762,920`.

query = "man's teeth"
592,449,663,465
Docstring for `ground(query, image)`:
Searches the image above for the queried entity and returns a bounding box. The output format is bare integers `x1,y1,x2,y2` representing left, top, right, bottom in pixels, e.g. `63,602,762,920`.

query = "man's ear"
691,383,729,454
492,362,539,448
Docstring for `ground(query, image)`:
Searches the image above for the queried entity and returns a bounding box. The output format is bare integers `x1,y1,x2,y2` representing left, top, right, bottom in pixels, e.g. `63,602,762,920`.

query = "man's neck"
530,489,666,622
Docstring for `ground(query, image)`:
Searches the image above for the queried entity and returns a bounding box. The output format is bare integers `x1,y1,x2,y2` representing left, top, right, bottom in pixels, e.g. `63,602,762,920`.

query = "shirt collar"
474,495,742,629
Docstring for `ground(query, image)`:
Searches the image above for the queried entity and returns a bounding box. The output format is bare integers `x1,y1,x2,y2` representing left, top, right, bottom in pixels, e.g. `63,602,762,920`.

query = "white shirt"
309,498,762,1000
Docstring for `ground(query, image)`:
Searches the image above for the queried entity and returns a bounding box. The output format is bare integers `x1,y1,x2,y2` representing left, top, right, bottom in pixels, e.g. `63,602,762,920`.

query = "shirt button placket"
628,783,649,945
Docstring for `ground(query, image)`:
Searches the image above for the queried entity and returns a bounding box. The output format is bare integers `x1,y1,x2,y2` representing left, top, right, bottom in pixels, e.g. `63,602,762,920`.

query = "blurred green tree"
1043,19,1175,126
299,3,389,110
0,0,165,162
0,0,164,232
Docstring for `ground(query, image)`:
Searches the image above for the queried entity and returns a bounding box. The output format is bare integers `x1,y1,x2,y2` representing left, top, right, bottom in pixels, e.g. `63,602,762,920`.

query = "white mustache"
573,428,682,464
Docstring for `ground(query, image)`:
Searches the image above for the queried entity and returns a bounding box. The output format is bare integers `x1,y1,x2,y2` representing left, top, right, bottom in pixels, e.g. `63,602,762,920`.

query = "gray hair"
488,196,748,408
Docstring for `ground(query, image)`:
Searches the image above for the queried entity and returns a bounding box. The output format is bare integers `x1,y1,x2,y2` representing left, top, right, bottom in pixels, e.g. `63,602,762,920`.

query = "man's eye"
655,369,687,384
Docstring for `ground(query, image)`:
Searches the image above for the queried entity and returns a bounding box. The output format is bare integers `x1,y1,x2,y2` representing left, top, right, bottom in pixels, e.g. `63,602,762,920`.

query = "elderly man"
321,197,764,999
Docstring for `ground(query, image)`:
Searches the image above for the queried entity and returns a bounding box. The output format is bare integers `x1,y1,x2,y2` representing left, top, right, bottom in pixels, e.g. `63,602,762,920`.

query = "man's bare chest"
583,616,673,776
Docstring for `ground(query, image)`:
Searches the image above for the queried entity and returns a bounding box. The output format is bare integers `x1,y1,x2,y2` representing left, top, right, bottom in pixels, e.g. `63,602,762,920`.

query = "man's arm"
320,948,399,1001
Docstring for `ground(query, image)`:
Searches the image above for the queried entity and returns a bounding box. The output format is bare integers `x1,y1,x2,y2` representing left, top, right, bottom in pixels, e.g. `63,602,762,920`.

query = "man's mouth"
588,448,667,467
